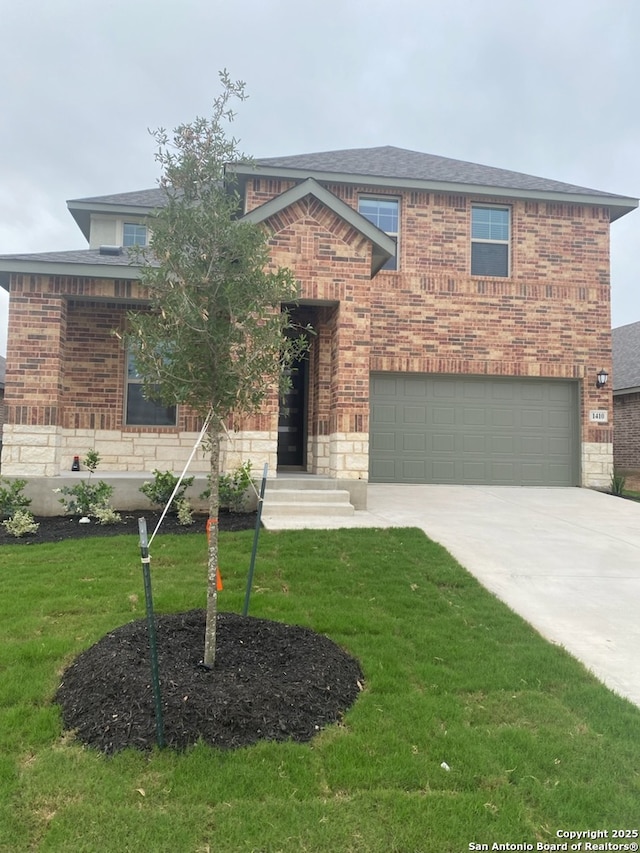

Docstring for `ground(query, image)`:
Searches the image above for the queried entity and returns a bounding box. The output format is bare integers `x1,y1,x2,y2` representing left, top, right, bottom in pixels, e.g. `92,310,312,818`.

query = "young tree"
127,71,307,668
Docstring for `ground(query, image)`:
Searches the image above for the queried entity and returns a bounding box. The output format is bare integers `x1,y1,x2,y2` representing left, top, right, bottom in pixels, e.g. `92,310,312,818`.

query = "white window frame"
471,205,511,278
122,222,148,247
358,196,400,271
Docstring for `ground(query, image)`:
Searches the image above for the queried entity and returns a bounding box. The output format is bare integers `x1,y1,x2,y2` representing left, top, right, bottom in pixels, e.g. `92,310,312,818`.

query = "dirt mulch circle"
55,609,364,754
0,510,256,546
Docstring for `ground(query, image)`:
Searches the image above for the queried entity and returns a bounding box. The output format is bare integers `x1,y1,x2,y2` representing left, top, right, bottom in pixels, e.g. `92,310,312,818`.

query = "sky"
1,0,639,356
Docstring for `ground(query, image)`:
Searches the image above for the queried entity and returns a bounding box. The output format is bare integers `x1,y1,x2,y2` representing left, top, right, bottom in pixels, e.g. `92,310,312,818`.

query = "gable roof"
233,145,637,221
613,321,640,392
242,178,396,275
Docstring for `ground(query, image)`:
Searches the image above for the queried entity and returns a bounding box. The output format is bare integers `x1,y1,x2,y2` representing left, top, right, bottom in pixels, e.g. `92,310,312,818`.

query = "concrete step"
264,489,352,505
265,477,344,492
262,501,355,518
262,480,355,518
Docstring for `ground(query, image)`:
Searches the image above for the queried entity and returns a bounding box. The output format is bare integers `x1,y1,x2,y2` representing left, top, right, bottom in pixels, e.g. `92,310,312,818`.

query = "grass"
1,526,639,852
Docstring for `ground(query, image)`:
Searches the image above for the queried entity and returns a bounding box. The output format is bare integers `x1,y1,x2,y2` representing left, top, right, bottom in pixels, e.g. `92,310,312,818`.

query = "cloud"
0,0,638,355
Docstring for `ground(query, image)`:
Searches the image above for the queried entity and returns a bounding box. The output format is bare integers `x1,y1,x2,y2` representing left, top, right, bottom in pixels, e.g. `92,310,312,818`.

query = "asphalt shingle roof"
254,145,627,199
0,248,140,266
69,147,636,211
613,321,640,391
68,188,167,208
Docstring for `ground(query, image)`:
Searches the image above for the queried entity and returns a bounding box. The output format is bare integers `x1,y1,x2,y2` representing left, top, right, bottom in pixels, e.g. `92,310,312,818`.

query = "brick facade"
244,179,614,483
613,393,640,471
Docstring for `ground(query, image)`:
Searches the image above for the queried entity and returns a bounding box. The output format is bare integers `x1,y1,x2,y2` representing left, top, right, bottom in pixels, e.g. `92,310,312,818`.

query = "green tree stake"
243,463,268,617
138,517,165,749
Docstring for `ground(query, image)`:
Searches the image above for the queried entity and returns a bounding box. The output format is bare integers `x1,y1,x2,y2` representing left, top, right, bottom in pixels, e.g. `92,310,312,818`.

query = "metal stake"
243,463,268,617
138,517,165,748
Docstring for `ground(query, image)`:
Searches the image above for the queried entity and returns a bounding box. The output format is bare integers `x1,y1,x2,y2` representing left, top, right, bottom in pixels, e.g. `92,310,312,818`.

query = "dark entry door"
277,358,307,467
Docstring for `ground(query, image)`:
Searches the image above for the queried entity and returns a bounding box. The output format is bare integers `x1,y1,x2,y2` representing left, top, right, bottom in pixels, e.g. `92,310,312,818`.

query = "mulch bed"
8,510,365,752
0,509,256,545
55,610,364,754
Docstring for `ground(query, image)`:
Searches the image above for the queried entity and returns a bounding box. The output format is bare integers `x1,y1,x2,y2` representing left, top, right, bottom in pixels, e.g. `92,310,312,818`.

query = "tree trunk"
203,421,220,668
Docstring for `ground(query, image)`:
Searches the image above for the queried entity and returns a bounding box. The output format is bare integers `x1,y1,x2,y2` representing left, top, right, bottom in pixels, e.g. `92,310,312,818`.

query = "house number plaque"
589,410,608,423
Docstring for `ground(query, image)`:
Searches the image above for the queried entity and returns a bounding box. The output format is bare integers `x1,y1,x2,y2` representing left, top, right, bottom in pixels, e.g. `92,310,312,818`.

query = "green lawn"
1,526,639,852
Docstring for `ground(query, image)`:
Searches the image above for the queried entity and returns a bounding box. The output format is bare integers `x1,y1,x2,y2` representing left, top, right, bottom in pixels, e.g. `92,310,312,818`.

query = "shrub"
3,508,39,538
140,470,194,514
202,460,253,512
57,450,120,524
0,478,31,520
58,479,115,517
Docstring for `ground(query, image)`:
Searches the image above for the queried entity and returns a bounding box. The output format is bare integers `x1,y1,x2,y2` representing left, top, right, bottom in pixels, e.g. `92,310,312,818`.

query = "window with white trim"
123,222,148,247
358,197,399,270
471,206,510,277
125,352,177,426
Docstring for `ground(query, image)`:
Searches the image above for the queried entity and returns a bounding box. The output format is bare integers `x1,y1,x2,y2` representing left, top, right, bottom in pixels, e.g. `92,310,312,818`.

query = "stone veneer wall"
581,442,614,489
1,425,275,478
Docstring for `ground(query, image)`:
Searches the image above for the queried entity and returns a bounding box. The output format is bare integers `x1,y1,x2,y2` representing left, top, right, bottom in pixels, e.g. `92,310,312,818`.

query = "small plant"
176,497,195,526
206,460,253,512
84,449,101,474
610,469,627,496
0,478,31,520
57,450,119,523
2,508,39,538
140,470,194,514
91,504,122,526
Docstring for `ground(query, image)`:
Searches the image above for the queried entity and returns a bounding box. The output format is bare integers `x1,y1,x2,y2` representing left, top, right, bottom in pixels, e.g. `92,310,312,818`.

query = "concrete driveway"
265,484,640,708
364,485,640,709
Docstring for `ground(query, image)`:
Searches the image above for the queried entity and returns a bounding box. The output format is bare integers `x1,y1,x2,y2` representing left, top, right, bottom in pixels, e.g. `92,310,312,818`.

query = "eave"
67,200,158,242
231,163,638,223
613,386,640,396
0,258,142,291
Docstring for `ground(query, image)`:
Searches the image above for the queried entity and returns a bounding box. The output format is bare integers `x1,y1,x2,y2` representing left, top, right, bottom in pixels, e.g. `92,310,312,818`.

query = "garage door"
369,374,579,486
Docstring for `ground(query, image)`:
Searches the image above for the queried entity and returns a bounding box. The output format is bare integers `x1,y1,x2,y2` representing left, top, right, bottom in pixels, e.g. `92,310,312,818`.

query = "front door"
277,357,307,468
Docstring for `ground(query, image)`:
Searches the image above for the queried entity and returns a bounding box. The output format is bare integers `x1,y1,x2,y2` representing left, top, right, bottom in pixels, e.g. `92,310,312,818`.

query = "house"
612,320,640,474
0,146,637,513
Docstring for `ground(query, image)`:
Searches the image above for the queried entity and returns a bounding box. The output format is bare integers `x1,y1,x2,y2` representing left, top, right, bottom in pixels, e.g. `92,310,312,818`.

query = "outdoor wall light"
596,369,609,389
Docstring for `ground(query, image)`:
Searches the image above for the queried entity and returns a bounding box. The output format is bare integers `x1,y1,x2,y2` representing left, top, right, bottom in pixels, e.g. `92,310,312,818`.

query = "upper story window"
471,206,510,277
125,352,177,427
123,222,148,247
358,197,399,270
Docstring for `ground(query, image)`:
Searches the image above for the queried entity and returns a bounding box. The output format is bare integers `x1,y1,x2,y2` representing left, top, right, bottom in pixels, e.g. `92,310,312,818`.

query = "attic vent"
99,245,123,256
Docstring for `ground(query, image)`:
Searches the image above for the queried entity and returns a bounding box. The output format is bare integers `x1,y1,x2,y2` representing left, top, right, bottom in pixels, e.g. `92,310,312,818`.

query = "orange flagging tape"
206,519,223,591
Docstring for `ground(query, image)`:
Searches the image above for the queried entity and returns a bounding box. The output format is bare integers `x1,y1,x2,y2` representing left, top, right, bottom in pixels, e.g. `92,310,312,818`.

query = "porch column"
1,275,67,475
328,292,371,481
